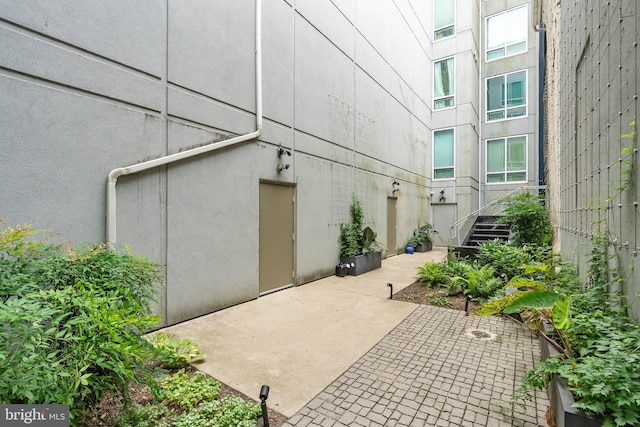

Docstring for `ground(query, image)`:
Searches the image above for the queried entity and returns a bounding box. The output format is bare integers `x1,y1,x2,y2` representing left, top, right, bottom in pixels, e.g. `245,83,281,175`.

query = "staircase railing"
448,185,548,245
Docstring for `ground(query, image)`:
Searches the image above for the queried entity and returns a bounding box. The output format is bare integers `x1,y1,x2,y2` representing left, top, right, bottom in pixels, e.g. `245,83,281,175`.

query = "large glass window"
486,70,527,121
434,57,454,110
486,136,527,183
486,5,527,60
434,129,454,179
434,0,454,40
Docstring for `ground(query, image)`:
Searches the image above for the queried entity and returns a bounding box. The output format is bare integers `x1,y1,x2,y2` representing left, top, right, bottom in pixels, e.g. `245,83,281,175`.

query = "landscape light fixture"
258,385,270,427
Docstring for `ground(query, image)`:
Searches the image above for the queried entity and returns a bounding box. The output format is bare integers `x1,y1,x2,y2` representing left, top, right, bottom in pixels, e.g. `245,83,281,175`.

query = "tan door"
386,197,397,257
259,182,294,294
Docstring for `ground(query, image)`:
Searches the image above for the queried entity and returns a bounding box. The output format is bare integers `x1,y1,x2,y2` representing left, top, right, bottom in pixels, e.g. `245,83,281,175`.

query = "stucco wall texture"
0,1,444,325
545,0,640,319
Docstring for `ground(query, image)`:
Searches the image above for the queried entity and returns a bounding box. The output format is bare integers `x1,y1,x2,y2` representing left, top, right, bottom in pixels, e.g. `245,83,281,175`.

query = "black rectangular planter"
413,241,433,252
539,328,603,427
340,252,382,276
549,376,602,427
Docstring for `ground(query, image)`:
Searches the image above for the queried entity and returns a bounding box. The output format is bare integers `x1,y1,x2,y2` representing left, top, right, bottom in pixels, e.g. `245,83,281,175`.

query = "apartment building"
0,0,540,326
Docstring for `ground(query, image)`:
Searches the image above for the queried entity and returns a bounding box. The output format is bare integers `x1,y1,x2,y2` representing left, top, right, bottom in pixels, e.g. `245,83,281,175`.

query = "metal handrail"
449,185,548,244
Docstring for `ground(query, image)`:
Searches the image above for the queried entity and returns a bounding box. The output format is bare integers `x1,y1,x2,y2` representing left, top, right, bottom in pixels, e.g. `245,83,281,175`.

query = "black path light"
258,385,270,427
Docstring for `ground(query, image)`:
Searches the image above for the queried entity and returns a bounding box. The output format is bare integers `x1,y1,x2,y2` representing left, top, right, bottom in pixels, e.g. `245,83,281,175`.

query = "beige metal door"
386,197,397,257
259,182,294,294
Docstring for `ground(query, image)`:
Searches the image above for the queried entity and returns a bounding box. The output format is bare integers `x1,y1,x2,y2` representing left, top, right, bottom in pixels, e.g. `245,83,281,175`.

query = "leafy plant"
117,403,171,427
611,118,636,194
159,369,221,411
173,397,261,427
408,223,437,245
475,277,545,317
451,263,503,300
339,198,382,257
417,261,447,287
431,296,453,308
475,240,534,280
147,332,206,369
0,223,163,420
517,309,640,426
498,192,552,247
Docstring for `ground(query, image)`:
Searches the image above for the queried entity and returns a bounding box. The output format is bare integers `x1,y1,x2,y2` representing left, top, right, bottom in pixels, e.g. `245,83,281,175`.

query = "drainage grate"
465,329,496,340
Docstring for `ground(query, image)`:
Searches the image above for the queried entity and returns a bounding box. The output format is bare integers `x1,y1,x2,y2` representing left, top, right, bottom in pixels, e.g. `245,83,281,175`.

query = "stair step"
462,216,511,248
474,224,509,230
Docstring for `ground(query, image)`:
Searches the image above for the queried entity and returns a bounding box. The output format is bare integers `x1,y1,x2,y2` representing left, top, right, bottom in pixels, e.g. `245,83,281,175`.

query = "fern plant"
417,261,448,287
451,263,503,300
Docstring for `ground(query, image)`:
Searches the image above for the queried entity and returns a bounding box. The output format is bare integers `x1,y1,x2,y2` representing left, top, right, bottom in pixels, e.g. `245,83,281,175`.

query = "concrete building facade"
542,0,640,319
0,0,540,326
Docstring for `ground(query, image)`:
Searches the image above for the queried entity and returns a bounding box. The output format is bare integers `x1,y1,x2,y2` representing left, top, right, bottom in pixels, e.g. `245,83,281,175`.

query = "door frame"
259,180,296,295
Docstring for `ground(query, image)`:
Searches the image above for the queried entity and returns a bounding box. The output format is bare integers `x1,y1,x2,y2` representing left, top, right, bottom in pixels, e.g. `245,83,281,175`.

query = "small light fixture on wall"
277,147,291,157
276,146,291,173
392,180,400,195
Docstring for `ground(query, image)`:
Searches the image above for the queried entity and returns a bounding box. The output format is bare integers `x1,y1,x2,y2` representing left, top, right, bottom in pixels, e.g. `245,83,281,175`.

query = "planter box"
549,376,603,427
340,252,382,276
539,328,603,427
413,241,433,252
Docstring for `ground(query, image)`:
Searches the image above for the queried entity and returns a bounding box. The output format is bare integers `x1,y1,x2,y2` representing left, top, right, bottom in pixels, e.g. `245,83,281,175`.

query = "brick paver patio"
283,305,549,427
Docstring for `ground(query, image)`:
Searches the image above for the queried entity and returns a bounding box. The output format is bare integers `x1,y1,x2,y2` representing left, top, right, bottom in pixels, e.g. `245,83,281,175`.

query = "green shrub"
339,198,382,257
147,332,206,369
159,370,221,411
451,263,503,300
0,223,163,420
117,403,171,427
476,240,533,279
431,296,453,308
518,309,640,426
174,398,261,427
498,192,552,247
417,261,447,287
441,257,469,278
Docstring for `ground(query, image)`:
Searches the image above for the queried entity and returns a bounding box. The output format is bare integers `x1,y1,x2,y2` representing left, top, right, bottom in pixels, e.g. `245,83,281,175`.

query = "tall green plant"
0,223,163,420
498,192,552,247
339,198,381,256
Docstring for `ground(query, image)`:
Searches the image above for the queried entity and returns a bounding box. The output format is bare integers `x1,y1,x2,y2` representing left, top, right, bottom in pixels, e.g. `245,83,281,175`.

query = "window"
434,129,454,179
434,57,454,109
434,0,454,40
486,5,527,60
486,136,527,183
486,70,527,121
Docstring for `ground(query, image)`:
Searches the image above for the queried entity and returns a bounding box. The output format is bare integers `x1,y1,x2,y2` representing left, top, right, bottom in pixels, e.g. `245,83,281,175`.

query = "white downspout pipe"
107,0,263,244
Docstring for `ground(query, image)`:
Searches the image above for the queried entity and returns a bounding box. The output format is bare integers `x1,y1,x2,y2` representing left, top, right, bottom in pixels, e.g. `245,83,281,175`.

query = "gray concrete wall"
0,0,442,325
547,0,640,319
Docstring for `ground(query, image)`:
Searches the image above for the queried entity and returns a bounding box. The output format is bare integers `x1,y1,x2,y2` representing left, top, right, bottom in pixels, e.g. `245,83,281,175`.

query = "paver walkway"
283,305,549,427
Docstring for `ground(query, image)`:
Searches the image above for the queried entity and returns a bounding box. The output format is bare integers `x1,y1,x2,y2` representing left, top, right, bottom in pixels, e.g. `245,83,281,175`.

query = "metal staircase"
448,185,547,258
462,216,510,246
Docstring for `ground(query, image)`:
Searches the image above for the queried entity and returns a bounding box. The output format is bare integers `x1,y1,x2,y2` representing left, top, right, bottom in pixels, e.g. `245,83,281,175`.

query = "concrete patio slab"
159,249,445,417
